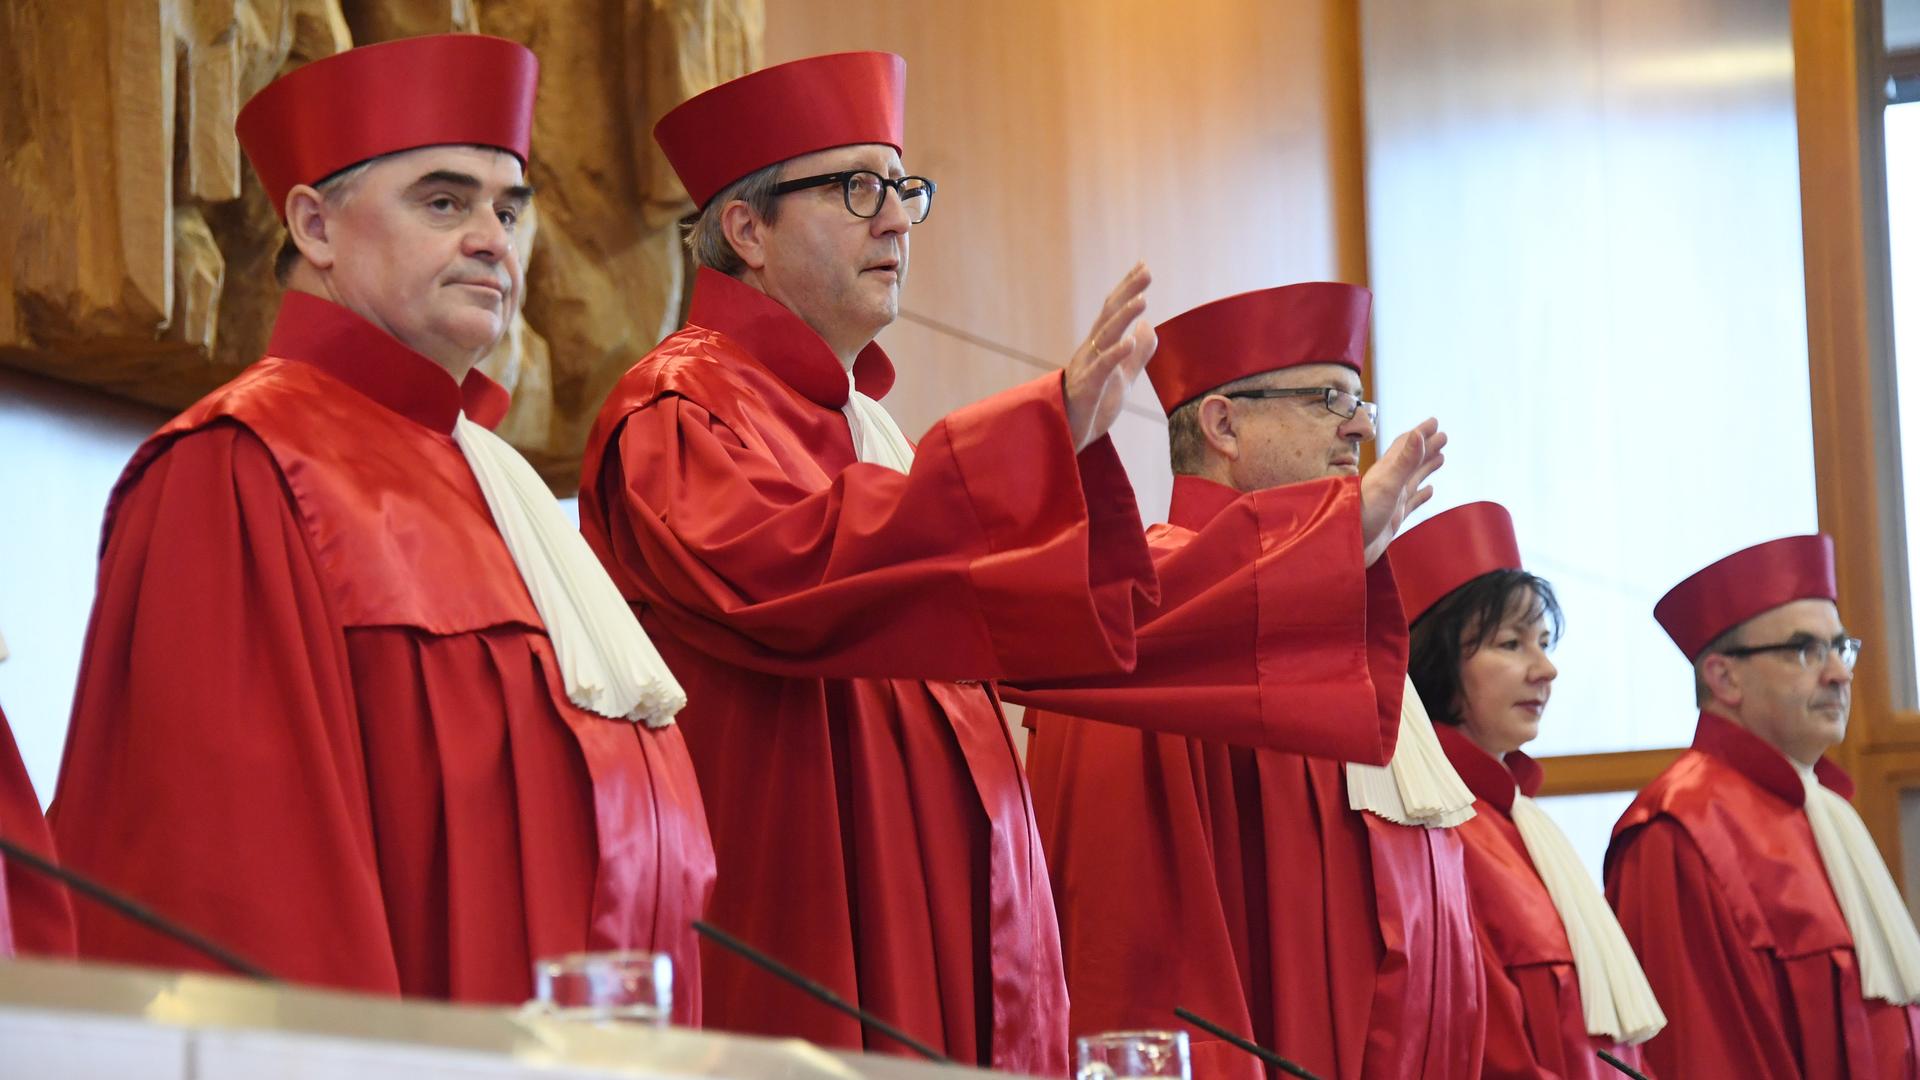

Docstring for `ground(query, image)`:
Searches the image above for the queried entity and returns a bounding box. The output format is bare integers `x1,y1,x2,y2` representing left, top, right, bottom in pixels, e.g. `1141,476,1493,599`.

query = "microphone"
0,835,275,981
691,920,950,1064
1173,1006,1324,1080
1596,1049,1654,1080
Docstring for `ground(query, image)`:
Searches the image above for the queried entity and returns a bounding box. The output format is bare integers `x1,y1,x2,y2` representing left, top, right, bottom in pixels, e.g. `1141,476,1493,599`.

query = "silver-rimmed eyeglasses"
1221,386,1378,426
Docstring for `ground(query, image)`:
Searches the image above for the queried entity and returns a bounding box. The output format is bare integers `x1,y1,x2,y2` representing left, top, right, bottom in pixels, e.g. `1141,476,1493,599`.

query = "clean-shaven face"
755,143,911,357
1456,593,1559,756
1223,362,1376,492
318,145,532,365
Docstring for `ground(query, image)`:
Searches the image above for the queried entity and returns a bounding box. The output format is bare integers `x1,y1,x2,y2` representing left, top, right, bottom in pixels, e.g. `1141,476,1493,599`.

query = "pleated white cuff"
1348,676,1477,828
843,373,916,473
1802,769,1920,1004
1511,793,1667,1042
453,415,686,727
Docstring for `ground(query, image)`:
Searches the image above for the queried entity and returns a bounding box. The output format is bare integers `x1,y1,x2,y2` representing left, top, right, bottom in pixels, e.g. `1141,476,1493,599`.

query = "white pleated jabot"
843,371,916,472
1799,767,1920,1004
1347,676,1477,828
453,415,686,727
1509,793,1667,1042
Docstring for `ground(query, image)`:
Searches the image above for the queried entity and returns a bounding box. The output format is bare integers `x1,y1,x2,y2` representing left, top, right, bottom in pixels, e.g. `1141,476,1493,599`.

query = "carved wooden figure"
1,0,761,491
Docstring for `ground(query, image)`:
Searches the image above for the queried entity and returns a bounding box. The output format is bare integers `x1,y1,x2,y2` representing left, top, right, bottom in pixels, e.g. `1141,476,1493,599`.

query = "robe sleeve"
1606,818,1799,1080
1002,477,1403,763
0,705,74,957
591,371,1156,682
1475,941,1567,1080
47,423,400,992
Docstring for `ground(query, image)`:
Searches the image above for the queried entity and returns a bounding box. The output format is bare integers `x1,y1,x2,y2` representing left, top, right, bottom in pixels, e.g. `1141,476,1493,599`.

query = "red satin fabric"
1024,476,1484,1080
1436,726,1650,1079
1606,712,1920,1078
235,35,538,219
0,703,75,958
578,268,1156,1073
49,294,714,1013
1004,474,1406,762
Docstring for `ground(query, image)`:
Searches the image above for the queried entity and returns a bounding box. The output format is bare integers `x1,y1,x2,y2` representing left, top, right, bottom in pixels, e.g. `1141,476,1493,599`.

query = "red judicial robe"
1436,724,1648,1079
1001,477,1409,762
580,268,1170,1073
1607,712,1920,1078
49,293,715,1015
1,703,75,958
1024,475,1486,1080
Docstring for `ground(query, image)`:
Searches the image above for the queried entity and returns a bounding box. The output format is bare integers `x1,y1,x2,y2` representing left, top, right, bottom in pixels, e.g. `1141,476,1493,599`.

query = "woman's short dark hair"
1407,568,1563,726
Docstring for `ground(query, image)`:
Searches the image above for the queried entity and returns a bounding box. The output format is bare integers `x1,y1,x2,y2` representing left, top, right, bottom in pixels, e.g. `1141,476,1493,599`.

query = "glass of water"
530,950,673,1026
1076,1030,1191,1080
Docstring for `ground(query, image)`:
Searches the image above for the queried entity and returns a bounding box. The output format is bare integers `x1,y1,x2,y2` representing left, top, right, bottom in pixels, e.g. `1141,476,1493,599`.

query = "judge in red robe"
1,682,76,958
1024,284,1484,1080
583,52,1169,1073
1394,502,1661,1079
48,36,714,1013
1607,534,1920,1077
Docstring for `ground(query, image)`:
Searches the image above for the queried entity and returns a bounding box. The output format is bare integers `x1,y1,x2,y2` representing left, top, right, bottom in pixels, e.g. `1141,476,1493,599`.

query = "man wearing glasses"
1608,534,1920,1075
1024,283,1485,1080
578,52,1164,1072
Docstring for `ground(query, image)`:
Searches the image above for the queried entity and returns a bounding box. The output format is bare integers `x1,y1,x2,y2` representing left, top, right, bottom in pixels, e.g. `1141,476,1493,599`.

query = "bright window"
1362,0,1818,760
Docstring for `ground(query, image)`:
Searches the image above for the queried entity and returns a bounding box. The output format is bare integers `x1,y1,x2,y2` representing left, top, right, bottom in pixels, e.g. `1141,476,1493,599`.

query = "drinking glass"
1076,1030,1191,1080
529,950,673,1026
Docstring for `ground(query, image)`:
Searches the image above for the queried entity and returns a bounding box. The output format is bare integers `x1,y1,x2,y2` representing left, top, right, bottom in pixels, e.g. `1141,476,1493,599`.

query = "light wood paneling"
1537,749,1686,798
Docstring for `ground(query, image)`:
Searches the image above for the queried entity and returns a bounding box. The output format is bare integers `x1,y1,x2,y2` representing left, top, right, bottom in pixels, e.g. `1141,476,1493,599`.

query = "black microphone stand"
1173,1006,1324,1080
692,920,951,1064
0,836,274,981
1597,1049,1655,1079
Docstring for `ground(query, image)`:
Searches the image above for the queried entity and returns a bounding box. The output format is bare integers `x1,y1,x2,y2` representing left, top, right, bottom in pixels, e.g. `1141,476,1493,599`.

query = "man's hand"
1360,418,1447,566
1063,263,1157,452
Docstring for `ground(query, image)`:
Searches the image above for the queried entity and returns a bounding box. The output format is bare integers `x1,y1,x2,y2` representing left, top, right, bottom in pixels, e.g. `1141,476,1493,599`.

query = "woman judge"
1390,502,1665,1078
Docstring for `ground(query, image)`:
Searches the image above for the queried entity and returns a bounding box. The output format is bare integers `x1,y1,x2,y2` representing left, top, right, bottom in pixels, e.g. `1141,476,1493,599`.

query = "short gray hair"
685,161,784,277
273,159,376,284
1166,371,1270,474
1692,623,1746,707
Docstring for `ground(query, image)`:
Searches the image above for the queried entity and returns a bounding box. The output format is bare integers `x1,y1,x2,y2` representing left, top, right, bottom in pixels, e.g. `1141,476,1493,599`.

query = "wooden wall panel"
0,0,760,491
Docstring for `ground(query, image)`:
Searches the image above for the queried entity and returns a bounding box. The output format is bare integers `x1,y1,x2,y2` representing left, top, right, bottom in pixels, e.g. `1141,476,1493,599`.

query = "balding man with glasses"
1021,283,1484,1080
1607,534,1920,1076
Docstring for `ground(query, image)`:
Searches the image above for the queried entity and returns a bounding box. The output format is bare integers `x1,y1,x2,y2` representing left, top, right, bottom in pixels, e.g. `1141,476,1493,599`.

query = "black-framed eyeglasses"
1718,634,1863,671
1221,386,1379,426
772,170,937,223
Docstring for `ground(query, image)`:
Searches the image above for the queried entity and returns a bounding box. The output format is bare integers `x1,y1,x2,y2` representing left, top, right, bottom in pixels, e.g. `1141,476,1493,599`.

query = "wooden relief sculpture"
0,0,762,490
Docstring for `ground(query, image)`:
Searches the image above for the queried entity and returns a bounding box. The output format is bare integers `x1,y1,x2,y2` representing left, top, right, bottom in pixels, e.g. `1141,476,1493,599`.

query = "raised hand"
1062,263,1157,452
1360,418,1447,566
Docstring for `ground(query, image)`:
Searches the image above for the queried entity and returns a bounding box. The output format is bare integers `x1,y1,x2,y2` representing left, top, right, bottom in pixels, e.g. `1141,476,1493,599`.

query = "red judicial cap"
1389,502,1525,624
1654,534,1837,659
237,34,538,221
654,51,907,209
1146,283,1372,415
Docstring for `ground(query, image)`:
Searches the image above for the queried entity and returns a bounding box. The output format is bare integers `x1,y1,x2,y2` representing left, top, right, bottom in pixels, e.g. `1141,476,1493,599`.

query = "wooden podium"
0,958,1015,1080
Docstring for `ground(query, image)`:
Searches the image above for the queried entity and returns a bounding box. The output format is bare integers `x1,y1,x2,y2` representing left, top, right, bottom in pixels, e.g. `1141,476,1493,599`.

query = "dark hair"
1407,568,1563,725
1691,623,1744,707
271,158,378,285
